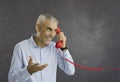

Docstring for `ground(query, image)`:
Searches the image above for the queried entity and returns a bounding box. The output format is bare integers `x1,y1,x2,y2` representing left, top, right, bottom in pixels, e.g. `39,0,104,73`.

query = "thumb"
28,56,33,64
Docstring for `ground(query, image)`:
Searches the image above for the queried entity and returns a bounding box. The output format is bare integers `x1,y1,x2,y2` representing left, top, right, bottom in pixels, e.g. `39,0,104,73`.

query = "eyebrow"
46,27,57,31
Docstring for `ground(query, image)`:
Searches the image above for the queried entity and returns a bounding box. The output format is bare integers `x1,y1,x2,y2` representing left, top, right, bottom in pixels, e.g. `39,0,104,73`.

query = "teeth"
46,37,51,40
46,36,52,41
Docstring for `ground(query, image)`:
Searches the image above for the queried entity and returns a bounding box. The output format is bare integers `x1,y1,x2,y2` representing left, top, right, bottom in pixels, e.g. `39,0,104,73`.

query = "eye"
47,28,51,31
46,27,52,31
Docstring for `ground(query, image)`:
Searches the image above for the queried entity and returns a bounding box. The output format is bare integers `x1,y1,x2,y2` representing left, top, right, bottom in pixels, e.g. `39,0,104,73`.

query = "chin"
44,38,52,45
45,41,51,45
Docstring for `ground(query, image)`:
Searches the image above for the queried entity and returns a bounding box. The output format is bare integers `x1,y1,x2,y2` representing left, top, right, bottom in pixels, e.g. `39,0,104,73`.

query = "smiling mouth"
46,37,52,41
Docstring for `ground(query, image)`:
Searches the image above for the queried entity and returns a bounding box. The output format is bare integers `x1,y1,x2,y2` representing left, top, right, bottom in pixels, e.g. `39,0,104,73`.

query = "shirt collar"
29,34,38,48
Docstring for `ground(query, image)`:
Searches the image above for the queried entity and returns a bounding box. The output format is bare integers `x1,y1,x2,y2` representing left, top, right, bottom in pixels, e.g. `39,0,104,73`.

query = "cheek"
53,33,56,37
39,31,46,38
45,31,51,36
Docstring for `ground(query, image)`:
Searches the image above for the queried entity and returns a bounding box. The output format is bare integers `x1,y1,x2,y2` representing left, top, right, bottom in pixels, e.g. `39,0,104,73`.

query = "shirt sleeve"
8,44,31,82
57,49,75,75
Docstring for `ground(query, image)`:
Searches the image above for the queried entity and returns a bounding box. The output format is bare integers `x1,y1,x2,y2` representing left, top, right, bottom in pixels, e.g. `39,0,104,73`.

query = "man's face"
37,20,58,46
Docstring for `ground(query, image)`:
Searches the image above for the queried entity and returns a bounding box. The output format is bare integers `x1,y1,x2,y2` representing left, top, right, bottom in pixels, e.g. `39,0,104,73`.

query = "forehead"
42,19,58,29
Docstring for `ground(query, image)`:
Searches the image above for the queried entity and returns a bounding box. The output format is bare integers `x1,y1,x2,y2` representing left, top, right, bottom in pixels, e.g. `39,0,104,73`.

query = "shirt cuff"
63,50,70,57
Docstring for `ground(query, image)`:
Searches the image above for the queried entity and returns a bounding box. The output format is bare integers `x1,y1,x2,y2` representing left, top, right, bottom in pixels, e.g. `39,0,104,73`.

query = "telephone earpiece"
55,27,63,48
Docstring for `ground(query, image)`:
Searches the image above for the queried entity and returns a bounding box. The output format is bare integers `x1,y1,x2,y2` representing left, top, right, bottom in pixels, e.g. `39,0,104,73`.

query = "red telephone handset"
55,27,63,48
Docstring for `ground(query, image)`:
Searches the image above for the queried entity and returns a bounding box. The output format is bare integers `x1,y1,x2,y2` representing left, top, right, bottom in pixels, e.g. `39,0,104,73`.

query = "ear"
35,24,41,33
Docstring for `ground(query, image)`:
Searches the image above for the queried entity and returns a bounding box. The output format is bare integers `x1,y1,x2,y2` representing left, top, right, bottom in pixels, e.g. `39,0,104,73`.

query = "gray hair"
36,14,58,24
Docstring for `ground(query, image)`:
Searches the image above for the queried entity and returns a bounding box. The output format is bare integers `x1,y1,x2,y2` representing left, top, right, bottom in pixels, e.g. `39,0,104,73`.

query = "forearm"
63,50,75,75
58,49,75,75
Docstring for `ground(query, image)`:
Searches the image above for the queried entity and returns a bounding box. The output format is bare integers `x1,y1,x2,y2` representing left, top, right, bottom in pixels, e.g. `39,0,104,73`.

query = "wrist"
27,66,33,75
60,46,68,51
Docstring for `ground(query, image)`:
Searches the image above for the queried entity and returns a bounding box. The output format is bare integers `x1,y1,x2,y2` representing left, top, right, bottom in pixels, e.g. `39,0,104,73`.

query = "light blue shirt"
8,35,75,82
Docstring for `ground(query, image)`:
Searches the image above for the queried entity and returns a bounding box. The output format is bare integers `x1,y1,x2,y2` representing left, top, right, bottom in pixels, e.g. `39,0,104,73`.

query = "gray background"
0,0,120,82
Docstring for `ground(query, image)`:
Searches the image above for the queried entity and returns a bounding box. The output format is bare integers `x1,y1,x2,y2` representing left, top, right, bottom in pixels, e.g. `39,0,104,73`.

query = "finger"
30,64,48,73
40,64,48,69
35,64,48,70
28,56,33,64
59,32,64,35
57,32,63,36
42,64,48,67
31,63,39,67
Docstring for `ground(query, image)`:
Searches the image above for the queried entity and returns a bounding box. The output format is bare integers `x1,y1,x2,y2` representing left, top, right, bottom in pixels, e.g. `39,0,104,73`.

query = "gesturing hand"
27,56,48,74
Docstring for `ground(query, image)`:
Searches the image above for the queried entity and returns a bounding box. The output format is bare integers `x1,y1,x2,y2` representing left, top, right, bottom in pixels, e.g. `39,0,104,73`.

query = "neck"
33,35,46,48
